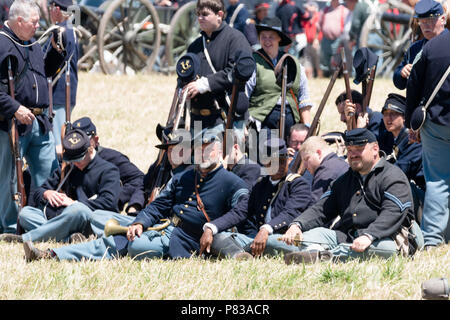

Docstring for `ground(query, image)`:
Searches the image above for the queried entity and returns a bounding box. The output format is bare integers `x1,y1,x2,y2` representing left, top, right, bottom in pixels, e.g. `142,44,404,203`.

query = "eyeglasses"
418,16,441,25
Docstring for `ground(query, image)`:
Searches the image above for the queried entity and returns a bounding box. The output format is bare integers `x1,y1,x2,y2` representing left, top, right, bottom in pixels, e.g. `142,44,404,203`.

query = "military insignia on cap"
180,60,191,73
68,134,80,146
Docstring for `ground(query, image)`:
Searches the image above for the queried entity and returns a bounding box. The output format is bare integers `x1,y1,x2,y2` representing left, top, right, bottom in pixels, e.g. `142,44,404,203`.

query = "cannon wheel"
359,1,414,77
164,1,199,70
97,0,161,74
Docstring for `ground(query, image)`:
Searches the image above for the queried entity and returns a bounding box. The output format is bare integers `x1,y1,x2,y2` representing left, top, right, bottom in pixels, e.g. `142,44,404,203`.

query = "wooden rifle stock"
7,57,26,234
340,47,356,130
223,78,243,156
147,85,185,204
291,63,343,173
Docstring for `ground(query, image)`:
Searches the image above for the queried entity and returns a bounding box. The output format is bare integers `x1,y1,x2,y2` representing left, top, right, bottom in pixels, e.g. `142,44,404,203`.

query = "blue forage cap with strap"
414,0,444,18
353,47,379,85
73,117,97,136
176,53,201,85
62,129,91,162
382,93,407,115
344,128,377,146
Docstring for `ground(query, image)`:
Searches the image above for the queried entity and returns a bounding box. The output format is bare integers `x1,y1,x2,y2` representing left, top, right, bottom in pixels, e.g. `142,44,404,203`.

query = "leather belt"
190,108,220,116
0,108,44,121
31,108,44,115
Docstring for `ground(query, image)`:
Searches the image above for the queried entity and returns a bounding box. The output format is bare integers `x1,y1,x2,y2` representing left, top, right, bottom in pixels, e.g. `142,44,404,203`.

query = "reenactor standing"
406,19,450,249
0,0,66,234
393,0,447,90
183,0,252,136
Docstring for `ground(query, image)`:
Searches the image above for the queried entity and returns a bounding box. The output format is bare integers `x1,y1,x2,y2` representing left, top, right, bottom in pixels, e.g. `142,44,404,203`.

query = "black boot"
210,233,253,260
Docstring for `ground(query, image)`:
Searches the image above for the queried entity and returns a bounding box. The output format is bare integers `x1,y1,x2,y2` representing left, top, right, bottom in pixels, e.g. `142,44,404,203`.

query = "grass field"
0,72,448,301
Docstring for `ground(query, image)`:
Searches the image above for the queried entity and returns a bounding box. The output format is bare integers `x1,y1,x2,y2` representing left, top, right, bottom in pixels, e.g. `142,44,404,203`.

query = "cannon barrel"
381,12,412,25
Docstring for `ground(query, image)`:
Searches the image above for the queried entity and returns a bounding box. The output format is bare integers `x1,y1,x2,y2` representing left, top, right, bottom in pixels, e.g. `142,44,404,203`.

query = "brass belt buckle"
32,108,43,115
200,109,211,116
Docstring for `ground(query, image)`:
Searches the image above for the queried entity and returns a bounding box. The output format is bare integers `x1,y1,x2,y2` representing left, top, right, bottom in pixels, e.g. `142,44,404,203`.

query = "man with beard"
23,133,249,262
274,128,419,263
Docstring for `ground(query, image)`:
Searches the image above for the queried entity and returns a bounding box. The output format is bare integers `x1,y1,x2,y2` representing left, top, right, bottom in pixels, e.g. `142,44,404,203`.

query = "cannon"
359,0,415,78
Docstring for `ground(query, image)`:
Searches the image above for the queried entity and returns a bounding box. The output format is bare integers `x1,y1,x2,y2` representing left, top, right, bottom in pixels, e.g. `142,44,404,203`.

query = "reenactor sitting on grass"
297,136,349,203
0,129,121,244
72,117,146,215
273,128,423,264
22,132,250,262
199,138,313,259
381,94,425,223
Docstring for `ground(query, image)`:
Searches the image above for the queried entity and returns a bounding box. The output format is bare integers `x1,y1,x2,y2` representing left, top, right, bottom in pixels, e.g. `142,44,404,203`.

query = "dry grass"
0,72,448,300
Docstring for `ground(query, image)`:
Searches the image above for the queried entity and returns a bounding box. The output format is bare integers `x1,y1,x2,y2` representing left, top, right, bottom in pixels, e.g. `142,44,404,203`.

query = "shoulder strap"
285,173,301,182
202,36,231,108
195,173,211,222
229,3,245,27
255,50,275,69
423,64,450,111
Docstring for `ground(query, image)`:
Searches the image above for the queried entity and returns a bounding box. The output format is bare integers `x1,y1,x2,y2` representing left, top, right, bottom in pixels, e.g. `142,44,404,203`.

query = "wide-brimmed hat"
255,17,292,47
353,47,379,85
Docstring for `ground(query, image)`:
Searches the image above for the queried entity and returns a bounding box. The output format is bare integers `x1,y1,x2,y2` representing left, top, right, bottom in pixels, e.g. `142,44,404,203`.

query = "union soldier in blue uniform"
274,129,422,263
0,0,66,234
298,136,349,202
2,129,121,244
23,133,249,262
225,0,250,34
382,94,425,222
199,138,313,259
406,22,450,249
183,0,252,134
393,0,447,90
72,117,145,215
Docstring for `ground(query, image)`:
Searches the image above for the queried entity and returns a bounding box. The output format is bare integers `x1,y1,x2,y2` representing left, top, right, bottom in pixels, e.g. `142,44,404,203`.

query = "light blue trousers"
20,202,95,242
0,131,19,233
264,227,398,260
20,206,135,243
53,225,173,261
0,119,57,234
222,228,398,260
420,119,450,246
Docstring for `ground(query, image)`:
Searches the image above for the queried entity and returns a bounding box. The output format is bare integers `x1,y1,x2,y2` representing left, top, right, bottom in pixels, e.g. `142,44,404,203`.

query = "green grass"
0,72,448,300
